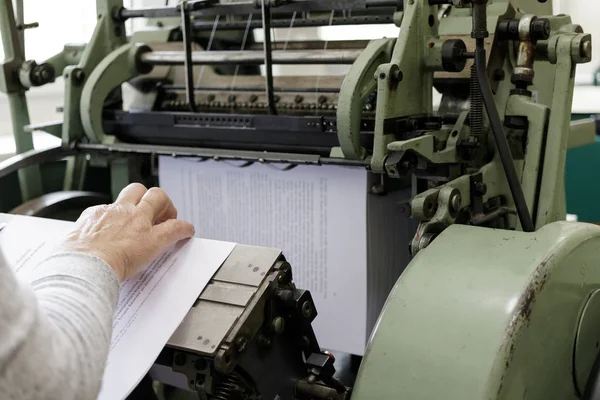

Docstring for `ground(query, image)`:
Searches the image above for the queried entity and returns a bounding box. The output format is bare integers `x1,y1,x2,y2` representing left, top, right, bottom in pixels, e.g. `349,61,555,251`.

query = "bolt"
235,336,248,352
295,95,304,104
318,95,327,104
40,69,50,81
301,301,313,318
450,193,462,212
273,95,280,103
581,40,592,59
398,203,411,217
475,182,487,195
272,316,285,334
249,94,258,103
371,183,385,195
73,69,85,84
207,94,216,102
228,94,237,103
392,69,403,82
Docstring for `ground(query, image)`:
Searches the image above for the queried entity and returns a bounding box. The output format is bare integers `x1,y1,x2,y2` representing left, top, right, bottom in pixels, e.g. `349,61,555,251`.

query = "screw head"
301,301,313,318
272,316,285,334
475,182,487,195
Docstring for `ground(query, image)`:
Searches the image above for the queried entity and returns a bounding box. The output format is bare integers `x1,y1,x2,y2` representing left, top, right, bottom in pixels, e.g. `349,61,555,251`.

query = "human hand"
55,183,195,281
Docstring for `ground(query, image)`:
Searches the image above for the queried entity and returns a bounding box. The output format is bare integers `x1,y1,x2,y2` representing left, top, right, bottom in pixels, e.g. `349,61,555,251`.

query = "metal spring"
470,64,484,137
211,374,245,400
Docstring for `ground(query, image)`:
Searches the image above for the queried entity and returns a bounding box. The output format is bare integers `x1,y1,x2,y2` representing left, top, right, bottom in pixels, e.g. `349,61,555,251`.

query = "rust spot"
495,255,554,396
428,42,435,48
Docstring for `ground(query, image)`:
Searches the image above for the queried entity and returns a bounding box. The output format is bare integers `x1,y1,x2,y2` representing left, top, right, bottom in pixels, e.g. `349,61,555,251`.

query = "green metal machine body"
1,0,599,398
353,221,600,399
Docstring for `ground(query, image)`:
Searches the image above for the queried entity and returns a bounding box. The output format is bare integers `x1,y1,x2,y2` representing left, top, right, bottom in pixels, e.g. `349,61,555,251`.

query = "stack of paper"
159,157,417,355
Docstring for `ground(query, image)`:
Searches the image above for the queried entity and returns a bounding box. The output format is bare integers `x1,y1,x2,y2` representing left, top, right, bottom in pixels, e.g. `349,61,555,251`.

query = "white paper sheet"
159,157,368,355
0,214,236,400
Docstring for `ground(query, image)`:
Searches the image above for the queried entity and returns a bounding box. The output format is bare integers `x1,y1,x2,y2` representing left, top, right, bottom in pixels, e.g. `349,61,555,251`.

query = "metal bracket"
80,43,153,143
336,38,395,160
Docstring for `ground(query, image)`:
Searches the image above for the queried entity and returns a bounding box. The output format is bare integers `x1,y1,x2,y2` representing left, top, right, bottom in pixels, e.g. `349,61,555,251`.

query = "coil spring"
470,64,484,137
211,374,246,400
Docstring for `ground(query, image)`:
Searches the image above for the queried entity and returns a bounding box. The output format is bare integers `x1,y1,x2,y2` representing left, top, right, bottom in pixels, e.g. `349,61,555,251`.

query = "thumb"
152,219,196,248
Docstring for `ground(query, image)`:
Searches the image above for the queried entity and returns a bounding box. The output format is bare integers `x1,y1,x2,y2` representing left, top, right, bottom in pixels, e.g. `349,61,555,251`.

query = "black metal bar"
192,14,393,31
365,0,402,7
180,2,197,112
115,0,402,21
0,146,76,179
162,85,341,93
77,142,368,167
261,0,277,115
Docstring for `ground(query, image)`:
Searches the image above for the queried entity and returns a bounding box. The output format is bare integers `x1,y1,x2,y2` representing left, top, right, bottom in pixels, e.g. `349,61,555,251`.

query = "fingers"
138,187,178,223
115,183,148,206
152,219,195,248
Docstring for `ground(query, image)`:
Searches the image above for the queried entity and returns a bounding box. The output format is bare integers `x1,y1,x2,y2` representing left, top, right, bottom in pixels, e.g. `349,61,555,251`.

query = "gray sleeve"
0,253,120,400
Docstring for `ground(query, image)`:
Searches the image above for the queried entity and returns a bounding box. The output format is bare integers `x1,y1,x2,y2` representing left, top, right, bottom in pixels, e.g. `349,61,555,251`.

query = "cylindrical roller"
140,50,362,66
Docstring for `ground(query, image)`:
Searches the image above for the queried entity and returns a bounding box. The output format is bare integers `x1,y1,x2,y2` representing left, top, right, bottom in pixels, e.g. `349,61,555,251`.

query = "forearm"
0,253,119,400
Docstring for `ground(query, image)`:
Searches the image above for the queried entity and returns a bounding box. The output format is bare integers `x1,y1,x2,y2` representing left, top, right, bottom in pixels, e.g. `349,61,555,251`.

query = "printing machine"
3,0,600,399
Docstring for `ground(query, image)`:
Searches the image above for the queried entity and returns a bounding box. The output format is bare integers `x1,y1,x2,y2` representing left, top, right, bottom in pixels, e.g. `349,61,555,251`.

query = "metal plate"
213,244,281,286
167,244,282,355
200,280,255,307
168,301,243,355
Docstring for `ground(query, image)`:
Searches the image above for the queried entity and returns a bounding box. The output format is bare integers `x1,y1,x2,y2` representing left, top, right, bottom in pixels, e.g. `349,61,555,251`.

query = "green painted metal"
80,43,152,143
574,289,600,394
336,38,395,160
535,32,584,228
61,0,126,145
505,95,549,229
45,44,86,77
353,221,600,400
109,158,129,201
0,0,42,201
369,0,436,173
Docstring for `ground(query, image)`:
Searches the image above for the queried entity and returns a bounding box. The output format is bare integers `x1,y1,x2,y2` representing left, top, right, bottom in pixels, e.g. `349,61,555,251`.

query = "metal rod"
15,0,24,55
162,85,341,93
140,49,361,66
180,2,196,112
191,14,393,31
261,0,277,115
116,0,402,20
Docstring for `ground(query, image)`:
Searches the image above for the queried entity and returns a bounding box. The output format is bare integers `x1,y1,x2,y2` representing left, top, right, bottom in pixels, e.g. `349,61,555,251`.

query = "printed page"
0,214,236,400
159,157,368,355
